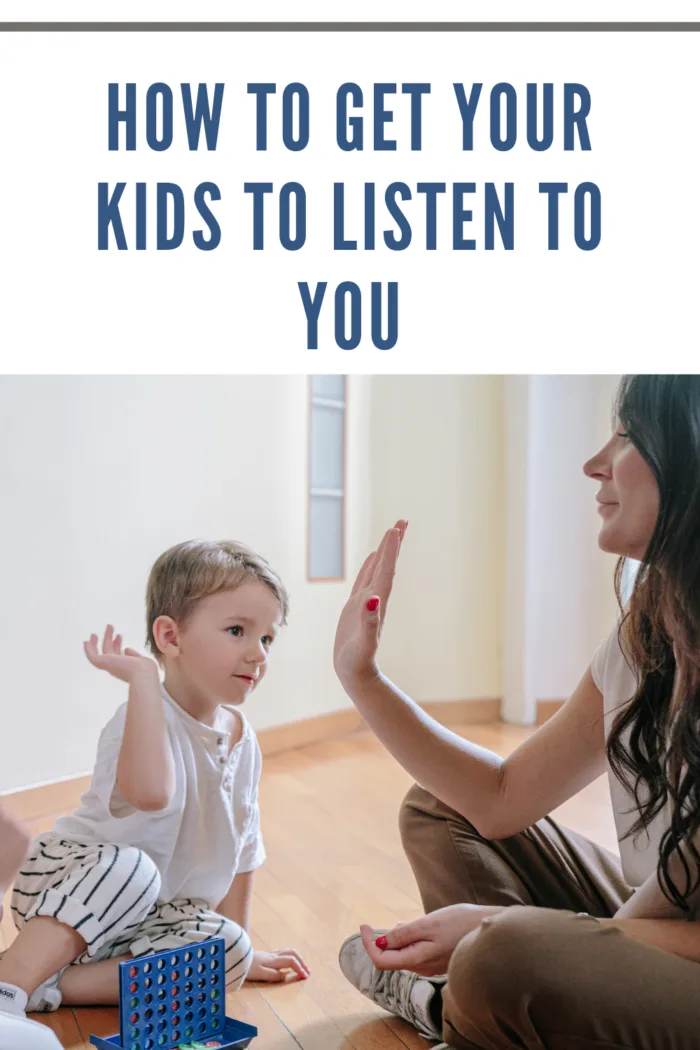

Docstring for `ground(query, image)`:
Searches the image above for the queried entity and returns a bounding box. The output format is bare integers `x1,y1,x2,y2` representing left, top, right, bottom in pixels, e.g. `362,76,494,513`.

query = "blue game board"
89,937,257,1050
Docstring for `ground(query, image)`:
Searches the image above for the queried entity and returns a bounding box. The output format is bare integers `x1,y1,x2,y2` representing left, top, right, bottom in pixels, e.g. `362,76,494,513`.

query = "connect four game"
89,936,258,1050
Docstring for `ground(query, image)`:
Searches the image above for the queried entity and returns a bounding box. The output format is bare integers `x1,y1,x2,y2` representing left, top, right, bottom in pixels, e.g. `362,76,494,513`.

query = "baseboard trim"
257,709,364,756
1,775,93,823
536,699,565,725
1,698,501,821
423,698,501,726
257,697,501,756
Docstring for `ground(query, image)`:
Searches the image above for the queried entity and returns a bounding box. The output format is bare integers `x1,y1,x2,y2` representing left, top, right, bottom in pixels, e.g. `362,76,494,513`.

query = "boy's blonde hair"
146,539,289,658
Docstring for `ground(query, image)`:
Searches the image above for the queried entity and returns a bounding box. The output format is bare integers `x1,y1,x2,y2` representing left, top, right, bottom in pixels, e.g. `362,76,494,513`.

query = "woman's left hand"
360,904,504,977
333,520,407,689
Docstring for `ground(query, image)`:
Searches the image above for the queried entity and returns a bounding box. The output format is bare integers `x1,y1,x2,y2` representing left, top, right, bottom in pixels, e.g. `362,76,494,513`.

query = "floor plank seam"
249,984,307,1049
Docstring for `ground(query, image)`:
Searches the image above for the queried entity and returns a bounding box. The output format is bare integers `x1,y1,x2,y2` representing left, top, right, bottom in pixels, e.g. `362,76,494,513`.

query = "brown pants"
399,783,700,1050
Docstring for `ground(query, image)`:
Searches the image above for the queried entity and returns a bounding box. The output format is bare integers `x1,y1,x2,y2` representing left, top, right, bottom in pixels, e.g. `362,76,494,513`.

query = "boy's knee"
17,845,162,952
221,919,253,992
109,847,161,908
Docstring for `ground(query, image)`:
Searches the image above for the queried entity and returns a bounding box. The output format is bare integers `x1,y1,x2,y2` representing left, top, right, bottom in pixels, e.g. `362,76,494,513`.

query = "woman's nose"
583,442,612,480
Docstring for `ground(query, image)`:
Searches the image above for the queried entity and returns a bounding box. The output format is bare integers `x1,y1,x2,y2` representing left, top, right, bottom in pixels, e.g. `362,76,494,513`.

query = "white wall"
501,376,533,723
0,376,376,792
501,375,621,724
595,374,623,636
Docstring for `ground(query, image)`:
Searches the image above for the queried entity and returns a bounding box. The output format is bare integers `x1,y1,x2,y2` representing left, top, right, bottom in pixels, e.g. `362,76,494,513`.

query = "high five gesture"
333,520,407,688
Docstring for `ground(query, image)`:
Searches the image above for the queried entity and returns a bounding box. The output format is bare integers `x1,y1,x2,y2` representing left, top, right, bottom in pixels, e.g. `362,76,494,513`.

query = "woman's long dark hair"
606,375,700,911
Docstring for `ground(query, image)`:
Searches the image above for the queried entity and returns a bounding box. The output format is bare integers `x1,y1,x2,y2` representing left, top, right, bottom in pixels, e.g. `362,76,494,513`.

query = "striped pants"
11,835,253,1009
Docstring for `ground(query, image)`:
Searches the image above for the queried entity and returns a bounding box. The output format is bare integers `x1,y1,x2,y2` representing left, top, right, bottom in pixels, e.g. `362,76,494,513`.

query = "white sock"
0,983,28,1016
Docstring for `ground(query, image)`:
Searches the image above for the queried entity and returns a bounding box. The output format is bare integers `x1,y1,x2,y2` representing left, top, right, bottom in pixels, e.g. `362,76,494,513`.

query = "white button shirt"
53,688,266,907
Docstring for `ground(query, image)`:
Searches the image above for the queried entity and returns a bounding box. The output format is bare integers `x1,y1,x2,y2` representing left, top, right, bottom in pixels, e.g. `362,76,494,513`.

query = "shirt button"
217,737,224,746
219,756,226,765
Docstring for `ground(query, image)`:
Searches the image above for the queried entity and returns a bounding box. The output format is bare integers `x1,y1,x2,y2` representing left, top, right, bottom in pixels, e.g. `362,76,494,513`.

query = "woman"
334,375,700,1050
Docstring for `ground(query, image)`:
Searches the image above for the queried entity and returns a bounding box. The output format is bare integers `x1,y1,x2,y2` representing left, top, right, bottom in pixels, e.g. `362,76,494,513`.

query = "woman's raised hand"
333,520,407,689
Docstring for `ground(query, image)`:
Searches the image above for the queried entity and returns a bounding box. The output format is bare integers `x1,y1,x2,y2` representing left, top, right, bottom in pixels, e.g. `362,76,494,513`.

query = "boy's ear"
152,615,180,656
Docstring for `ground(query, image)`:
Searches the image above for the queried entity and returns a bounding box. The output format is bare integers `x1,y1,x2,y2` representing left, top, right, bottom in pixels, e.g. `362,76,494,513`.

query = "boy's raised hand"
333,520,407,688
84,624,158,683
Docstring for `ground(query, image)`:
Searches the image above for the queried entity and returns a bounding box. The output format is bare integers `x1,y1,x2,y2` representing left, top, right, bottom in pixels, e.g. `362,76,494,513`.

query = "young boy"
0,539,309,1031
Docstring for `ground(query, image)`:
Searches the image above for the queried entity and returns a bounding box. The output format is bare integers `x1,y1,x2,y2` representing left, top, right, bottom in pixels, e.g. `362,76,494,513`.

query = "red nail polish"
366,597,380,612
375,935,388,949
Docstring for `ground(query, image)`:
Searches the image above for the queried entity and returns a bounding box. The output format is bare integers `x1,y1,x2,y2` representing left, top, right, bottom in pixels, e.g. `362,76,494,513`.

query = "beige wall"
369,375,504,701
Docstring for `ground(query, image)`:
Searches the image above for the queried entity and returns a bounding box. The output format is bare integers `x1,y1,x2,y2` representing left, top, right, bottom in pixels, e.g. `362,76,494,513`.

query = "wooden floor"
1,721,618,1049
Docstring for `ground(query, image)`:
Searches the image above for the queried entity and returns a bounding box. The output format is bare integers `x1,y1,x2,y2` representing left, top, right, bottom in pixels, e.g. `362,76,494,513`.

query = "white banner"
0,19,697,372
